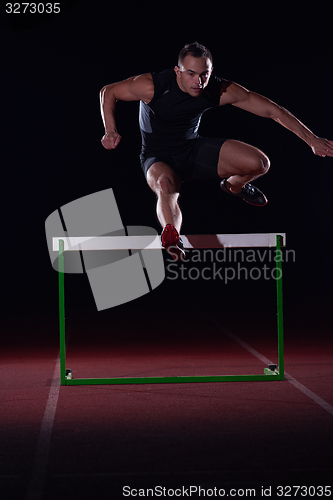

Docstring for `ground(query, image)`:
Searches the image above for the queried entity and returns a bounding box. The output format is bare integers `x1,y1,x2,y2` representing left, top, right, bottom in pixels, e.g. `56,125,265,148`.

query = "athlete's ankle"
225,179,243,194
162,222,181,234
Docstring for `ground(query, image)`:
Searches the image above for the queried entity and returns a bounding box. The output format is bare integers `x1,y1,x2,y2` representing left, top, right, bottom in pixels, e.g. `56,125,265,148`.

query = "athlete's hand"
310,137,333,158
101,131,122,150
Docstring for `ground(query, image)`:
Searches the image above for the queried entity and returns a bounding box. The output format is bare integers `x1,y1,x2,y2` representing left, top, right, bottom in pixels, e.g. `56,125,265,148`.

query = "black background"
1,0,332,331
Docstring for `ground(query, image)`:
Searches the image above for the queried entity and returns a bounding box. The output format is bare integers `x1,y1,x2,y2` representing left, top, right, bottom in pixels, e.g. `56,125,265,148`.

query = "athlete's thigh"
218,139,268,177
146,161,182,193
191,137,227,181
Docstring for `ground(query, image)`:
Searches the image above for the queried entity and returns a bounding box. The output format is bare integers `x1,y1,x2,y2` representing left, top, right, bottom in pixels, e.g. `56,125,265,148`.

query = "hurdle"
54,233,286,385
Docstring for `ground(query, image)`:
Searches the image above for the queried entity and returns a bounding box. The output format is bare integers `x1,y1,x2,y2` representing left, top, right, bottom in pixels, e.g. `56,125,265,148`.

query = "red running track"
1,282,332,500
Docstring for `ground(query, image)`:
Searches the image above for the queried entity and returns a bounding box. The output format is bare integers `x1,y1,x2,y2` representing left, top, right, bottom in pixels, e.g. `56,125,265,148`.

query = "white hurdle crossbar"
55,233,286,385
52,233,286,251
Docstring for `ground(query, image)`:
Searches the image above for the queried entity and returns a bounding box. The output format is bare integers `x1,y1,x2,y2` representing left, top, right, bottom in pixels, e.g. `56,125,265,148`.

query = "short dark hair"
178,42,213,67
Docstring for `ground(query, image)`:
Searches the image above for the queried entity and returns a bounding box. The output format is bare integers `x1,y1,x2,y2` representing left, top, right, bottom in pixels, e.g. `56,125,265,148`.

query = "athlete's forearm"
100,85,118,133
271,105,318,147
231,87,318,148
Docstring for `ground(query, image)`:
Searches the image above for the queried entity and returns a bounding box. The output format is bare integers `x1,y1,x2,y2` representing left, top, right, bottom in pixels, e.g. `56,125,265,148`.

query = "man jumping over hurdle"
100,42,333,260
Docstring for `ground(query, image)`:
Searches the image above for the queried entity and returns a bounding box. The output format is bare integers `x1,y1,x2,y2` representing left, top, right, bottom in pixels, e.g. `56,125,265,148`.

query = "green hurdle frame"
58,235,284,385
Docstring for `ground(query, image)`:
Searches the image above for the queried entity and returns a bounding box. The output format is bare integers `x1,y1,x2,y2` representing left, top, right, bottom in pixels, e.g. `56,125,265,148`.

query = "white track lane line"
204,313,333,417
26,356,61,500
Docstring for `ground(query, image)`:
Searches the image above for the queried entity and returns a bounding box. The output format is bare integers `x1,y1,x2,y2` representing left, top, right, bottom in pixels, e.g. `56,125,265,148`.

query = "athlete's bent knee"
251,153,270,176
261,154,270,174
148,173,179,196
156,176,179,195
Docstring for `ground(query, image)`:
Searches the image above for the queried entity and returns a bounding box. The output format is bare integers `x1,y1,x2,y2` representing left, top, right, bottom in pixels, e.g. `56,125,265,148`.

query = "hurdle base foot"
264,365,279,376
65,369,72,380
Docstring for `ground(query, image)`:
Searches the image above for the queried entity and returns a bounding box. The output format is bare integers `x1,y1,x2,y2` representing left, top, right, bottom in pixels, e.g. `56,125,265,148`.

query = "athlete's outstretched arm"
219,81,333,158
100,74,154,150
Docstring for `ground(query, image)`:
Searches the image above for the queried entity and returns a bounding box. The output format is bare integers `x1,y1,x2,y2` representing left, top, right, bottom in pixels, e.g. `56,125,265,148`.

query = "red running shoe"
161,224,186,261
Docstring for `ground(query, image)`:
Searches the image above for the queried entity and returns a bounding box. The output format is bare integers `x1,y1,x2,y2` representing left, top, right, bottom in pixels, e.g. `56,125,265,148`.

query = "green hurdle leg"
276,234,284,380
265,234,284,379
58,240,67,385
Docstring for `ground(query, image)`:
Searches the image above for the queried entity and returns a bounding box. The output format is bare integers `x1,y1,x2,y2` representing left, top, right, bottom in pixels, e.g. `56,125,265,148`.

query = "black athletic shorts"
140,137,228,182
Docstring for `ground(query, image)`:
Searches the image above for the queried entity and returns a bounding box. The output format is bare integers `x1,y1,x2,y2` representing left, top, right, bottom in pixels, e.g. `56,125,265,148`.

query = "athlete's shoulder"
203,73,223,104
210,73,222,83
129,73,154,103
147,69,174,103
208,73,223,90
151,68,174,80
151,68,174,89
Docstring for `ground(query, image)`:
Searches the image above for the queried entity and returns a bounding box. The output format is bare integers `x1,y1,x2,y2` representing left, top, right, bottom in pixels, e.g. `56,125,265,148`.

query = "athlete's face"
175,55,213,97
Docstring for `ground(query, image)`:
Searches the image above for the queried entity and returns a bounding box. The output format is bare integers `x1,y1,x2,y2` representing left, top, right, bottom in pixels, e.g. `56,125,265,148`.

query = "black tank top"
139,69,222,158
